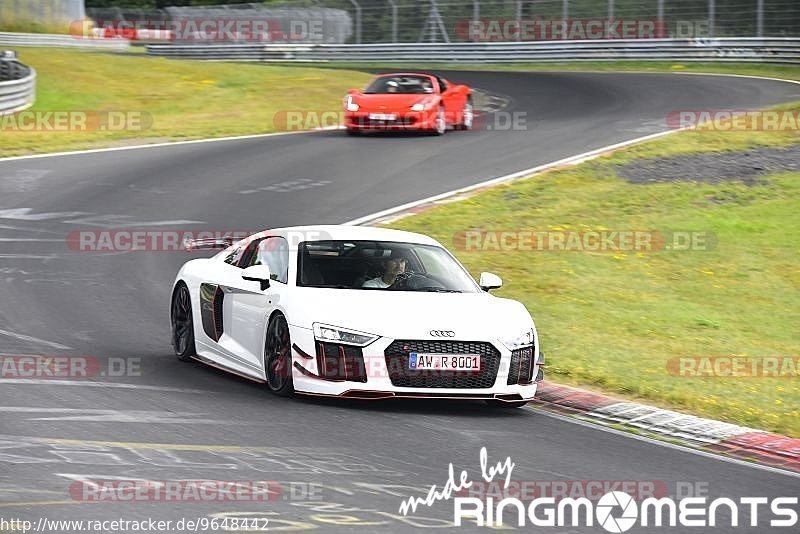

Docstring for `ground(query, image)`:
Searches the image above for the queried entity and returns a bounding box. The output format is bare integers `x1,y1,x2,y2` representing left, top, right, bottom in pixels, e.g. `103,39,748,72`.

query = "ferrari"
343,73,474,135
171,225,542,406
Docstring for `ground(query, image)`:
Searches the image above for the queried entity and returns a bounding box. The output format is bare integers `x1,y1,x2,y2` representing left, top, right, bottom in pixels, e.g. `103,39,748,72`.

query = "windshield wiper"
419,288,462,293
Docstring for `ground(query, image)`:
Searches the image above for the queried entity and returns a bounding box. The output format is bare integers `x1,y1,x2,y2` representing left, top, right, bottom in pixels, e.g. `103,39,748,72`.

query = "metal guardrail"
0,32,130,50
146,38,800,64
0,51,36,115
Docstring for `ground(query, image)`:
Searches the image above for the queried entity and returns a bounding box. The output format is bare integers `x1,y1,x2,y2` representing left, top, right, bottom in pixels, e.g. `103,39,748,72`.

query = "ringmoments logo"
397,447,799,531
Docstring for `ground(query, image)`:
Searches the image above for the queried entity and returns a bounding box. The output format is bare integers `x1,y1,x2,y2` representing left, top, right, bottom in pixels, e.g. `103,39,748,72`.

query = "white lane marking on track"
343,129,682,226
0,328,72,350
62,215,205,228
239,178,332,194
0,170,51,192
530,407,800,479
0,224,62,234
0,254,66,259
0,407,245,425
0,208,89,221
0,129,322,163
679,72,800,86
0,238,63,242
0,379,210,393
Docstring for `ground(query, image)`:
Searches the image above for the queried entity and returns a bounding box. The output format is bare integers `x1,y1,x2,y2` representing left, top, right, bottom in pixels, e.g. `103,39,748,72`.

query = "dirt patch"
616,145,800,185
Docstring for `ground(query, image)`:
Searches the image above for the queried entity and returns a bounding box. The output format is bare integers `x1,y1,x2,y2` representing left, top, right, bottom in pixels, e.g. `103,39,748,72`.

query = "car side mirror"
479,272,503,291
242,264,272,291
347,88,360,95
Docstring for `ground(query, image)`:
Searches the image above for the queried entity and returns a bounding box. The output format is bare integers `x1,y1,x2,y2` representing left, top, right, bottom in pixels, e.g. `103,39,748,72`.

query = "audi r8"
171,226,542,406
343,73,474,135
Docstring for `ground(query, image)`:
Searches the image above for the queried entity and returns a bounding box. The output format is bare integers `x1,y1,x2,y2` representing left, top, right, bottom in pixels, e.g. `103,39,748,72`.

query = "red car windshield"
364,75,435,95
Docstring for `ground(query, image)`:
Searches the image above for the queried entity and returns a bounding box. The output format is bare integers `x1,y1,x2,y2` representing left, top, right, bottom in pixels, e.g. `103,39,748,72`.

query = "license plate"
368,113,396,121
408,353,481,371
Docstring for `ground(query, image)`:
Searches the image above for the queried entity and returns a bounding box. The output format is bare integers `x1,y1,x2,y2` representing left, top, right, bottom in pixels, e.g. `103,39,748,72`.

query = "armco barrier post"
0,50,18,80
0,50,35,116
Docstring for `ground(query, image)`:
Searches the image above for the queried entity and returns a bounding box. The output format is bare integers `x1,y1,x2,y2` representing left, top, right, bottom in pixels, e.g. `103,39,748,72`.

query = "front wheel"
430,106,446,136
170,283,196,361
264,314,294,396
346,128,361,136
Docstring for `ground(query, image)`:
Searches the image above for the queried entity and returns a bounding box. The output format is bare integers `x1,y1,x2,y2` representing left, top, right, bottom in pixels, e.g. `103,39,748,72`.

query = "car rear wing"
183,236,236,252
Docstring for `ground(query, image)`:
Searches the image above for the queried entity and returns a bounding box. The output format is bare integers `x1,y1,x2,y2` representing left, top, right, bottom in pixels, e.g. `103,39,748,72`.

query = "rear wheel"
170,283,196,361
264,314,294,396
456,97,474,130
346,128,361,136
485,400,529,409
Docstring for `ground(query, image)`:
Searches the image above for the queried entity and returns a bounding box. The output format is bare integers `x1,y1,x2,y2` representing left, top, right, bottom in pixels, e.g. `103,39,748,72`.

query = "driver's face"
385,258,407,279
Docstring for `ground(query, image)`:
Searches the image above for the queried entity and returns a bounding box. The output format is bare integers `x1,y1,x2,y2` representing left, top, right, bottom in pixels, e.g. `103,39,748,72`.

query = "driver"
362,251,408,288
385,80,399,93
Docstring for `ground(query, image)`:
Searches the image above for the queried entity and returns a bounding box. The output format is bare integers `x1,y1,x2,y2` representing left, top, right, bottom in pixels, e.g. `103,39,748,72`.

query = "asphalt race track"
1,70,799,533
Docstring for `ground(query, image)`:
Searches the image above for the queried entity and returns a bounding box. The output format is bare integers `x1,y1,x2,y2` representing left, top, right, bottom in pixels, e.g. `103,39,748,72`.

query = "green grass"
388,102,800,437
1,48,373,157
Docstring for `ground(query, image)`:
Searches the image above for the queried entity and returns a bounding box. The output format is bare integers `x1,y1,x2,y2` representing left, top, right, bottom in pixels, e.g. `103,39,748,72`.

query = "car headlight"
313,323,378,347
345,96,359,112
499,328,535,350
410,103,425,112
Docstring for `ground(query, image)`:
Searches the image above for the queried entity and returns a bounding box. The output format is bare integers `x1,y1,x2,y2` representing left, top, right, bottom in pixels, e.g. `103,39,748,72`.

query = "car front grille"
384,340,500,389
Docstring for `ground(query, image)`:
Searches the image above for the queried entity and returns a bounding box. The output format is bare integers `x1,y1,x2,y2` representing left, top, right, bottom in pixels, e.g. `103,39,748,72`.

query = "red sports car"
343,73,474,135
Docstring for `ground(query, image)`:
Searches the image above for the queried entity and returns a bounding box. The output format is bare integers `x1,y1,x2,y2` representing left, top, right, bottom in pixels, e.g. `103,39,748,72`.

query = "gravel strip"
616,145,800,185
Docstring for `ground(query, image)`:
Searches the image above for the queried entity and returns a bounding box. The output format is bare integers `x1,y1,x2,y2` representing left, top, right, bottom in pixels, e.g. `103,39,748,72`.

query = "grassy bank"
388,101,800,436
1,48,372,157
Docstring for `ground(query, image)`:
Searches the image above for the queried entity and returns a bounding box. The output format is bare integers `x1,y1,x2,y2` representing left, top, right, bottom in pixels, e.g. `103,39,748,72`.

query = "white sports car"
171,225,543,407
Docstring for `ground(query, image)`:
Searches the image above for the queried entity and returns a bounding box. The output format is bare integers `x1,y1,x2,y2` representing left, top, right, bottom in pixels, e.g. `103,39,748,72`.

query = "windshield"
297,240,479,293
364,75,435,95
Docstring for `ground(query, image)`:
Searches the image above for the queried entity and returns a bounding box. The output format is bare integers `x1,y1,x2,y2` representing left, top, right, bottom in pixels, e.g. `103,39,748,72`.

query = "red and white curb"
532,381,800,473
